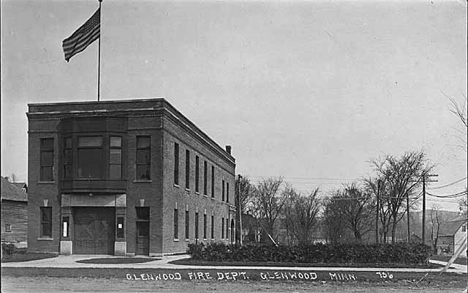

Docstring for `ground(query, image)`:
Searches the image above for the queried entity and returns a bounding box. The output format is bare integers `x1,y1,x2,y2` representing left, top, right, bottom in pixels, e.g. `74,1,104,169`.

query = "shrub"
1,242,16,256
186,242,431,265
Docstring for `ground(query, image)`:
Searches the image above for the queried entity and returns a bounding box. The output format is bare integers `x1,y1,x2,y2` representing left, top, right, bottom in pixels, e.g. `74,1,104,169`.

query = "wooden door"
74,208,115,254
136,221,149,255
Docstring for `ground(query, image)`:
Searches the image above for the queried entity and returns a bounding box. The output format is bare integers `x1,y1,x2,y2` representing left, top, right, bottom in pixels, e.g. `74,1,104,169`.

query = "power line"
426,190,467,198
427,177,467,190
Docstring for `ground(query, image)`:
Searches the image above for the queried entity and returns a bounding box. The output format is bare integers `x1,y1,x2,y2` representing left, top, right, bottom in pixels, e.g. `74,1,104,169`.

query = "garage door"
74,207,115,254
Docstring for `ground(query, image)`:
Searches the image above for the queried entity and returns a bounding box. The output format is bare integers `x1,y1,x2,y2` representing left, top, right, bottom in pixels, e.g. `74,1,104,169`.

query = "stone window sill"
37,237,53,241
133,180,152,183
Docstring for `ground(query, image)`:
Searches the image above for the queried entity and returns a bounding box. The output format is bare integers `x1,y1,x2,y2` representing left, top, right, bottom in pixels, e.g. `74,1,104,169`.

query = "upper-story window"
110,136,122,179
40,138,54,181
211,166,215,198
174,143,179,185
226,182,230,203
77,136,103,178
195,156,200,193
136,136,151,180
185,149,190,189
203,161,208,195
222,180,225,201
63,137,72,179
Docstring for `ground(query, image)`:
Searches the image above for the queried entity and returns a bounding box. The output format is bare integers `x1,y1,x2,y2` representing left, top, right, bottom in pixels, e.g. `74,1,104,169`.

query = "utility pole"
422,173,438,245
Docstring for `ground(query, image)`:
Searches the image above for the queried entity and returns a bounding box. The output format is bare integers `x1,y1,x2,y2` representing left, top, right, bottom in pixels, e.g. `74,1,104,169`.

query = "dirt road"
2,276,466,293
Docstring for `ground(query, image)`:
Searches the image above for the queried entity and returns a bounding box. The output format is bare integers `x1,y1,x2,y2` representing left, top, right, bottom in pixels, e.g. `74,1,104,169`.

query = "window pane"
41,167,53,181
78,136,102,147
110,164,122,179
136,149,150,164
64,138,72,149
41,151,53,166
137,136,150,148
42,224,52,238
41,207,51,222
136,207,149,220
64,149,72,164
41,138,54,150
64,165,72,179
110,149,122,164
110,136,122,147
77,149,103,178
136,164,150,180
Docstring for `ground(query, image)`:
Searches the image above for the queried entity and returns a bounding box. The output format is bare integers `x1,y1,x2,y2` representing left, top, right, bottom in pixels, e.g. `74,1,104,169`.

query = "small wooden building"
1,177,28,243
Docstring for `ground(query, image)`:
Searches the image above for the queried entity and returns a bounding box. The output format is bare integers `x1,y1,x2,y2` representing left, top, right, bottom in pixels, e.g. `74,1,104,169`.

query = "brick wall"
161,116,236,254
27,118,60,253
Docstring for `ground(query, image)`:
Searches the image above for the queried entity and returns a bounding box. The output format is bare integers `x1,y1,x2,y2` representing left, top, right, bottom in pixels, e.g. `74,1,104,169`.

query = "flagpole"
98,0,102,101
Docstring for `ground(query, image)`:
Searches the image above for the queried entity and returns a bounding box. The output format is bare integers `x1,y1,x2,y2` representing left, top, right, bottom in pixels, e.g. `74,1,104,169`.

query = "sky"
1,0,467,211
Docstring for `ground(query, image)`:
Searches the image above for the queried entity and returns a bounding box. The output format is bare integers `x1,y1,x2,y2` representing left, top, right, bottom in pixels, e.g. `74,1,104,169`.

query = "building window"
185,150,190,189
203,214,207,239
185,210,189,240
211,215,214,239
40,207,52,238
222,180,225,201
5,224,11,232
463,225,467,232
195,156,199,193
174,143,179,185
174,209,179,240
110,136,122,179
40,138,54,181
226,218,229,241
226,182,230,203
203,161,208,195
63,137,72,179
195,212,199,240
136,136,151,180
211,166,215,198
221,217,224,239
77,136,103,178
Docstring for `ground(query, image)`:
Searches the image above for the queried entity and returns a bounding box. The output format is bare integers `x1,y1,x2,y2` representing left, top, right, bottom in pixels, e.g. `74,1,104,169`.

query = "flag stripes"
62,8,100,62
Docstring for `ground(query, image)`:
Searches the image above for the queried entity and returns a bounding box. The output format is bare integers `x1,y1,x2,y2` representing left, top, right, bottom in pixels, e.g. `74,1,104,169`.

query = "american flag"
62,8,100,62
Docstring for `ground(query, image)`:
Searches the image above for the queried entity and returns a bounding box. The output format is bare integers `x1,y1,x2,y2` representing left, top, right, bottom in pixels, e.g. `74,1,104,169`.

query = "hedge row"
187,242,431,264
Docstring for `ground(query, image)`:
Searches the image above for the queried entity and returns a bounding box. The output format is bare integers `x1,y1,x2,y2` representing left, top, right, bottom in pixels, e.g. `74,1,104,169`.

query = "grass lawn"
1,249,57,263
169,258,442,269
430,255,468,266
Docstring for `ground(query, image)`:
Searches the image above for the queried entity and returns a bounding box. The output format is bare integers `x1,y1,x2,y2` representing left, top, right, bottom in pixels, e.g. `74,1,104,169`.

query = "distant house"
1,177,28,243
12,182,28,194
437,218,467,257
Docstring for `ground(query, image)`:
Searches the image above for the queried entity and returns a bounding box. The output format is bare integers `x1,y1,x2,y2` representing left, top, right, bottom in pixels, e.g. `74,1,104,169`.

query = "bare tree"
249,177,286,244
283,186,321,245
323,194,348,244
365,176,392,243
430,204,444,254
369,151,433,244
236,175,253,214
458,191,467,216
445,92,468,151
323,183,373,243
9,173,18,183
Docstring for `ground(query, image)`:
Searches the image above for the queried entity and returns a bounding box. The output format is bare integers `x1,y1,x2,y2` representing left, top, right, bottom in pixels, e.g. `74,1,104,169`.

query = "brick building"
27,98,236,256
